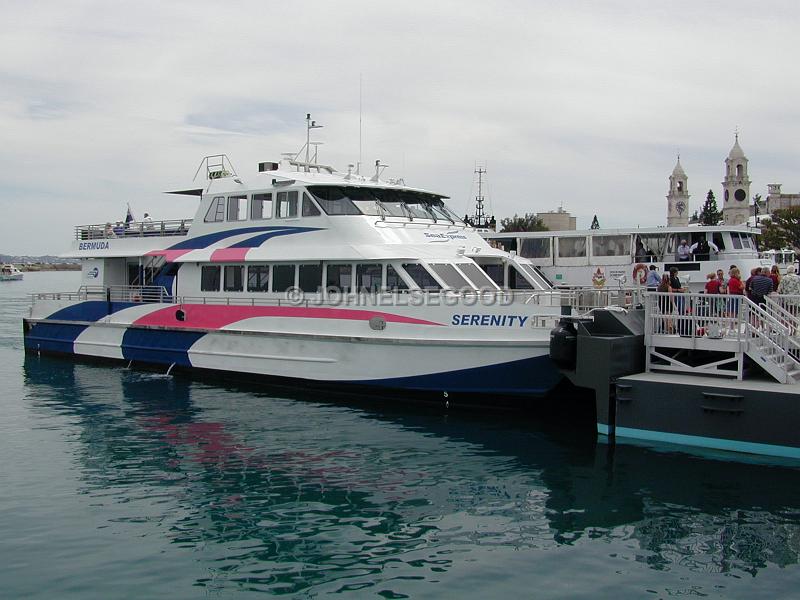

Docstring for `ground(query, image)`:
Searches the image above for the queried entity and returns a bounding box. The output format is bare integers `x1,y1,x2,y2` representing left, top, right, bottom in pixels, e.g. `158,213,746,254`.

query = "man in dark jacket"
749,267,773,306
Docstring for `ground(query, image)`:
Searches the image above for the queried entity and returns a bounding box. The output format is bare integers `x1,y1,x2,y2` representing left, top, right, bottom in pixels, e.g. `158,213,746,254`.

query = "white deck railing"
75,219,192,240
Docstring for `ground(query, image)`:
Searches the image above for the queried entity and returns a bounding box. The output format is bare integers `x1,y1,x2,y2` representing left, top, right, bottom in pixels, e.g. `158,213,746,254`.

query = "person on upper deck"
749,267,774,306
777,265,800,296
690,237,718,261
676,239,691,261
645,264,661,290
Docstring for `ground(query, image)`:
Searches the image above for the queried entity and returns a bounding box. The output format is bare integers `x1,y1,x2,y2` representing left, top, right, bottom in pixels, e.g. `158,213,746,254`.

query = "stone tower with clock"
722,134,751,225
667,156,689,227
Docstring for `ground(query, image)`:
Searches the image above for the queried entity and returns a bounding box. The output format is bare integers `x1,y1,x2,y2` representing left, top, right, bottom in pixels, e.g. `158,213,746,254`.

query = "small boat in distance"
0,264,23,281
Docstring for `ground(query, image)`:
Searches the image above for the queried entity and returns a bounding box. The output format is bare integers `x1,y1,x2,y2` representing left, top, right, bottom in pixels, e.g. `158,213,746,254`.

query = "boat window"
298,264,322,293
520,238,550,259
478,262,503,286
302,193,321,217
402,263,442,291
592,235,630,257
740,232,753,249
204,197,226,223
247,265,269,292
508,266,533,289
251,193,273,220
386,265,408,291
310,187,363,215
200,265,221,291
634,233,667,261
223,265,243,292
457,262,496,289
713,232,725,250
271,264,295,292
326,264,352,293
356,263,383,292
429,263,472,290
227,195,247,221
277,191,299,218
557,237,587,258
731,232,743,250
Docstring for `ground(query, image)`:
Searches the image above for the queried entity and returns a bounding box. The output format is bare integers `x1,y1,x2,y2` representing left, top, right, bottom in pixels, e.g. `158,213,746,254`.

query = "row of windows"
199,261,504,294
204,191,321,223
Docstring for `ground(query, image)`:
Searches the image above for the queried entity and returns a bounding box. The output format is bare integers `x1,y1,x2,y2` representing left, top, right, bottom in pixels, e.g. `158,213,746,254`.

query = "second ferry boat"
25,118,567,399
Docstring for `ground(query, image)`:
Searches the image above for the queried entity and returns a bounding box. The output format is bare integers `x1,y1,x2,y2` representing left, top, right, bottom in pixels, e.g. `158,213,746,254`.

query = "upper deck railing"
75,219,193,241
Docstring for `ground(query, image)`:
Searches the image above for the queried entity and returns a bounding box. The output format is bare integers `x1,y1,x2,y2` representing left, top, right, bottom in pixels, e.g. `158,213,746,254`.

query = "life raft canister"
632,263,648,285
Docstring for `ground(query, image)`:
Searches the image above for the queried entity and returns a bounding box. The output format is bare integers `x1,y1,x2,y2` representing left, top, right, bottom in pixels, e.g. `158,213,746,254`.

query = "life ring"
632,263,648,285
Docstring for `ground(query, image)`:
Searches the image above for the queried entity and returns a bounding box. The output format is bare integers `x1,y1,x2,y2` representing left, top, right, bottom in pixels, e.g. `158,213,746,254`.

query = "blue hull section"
121,329,205,367
349,355,563,396
24,322,88,355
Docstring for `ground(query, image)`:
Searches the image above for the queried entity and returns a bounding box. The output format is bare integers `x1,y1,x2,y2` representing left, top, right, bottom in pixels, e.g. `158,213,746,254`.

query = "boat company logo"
78,241,110,250
87,267,100,279
423,231,467,241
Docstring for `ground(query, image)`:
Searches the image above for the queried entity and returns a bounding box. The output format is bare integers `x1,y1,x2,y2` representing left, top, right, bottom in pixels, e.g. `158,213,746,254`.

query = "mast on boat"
469,165,495,230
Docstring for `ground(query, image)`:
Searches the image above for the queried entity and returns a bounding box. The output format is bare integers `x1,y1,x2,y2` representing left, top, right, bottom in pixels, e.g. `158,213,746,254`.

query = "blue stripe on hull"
24,322,89,354
348,355,562,395
600,424,800,460
47,301,137,322
121,329,205,367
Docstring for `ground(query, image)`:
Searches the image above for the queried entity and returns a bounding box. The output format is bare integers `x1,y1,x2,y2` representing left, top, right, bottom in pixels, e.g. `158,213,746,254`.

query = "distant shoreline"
17,263,81,272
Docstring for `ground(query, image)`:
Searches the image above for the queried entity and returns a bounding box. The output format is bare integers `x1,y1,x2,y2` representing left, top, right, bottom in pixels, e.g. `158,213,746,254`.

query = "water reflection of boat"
22,355,800,592
0,264,23,281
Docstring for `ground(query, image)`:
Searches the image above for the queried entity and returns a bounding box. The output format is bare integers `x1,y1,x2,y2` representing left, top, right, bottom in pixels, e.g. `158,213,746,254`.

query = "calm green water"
2,272,800,598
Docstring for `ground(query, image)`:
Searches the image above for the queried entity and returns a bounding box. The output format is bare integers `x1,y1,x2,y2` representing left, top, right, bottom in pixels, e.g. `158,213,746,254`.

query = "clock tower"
722,133,751,225
667,156,689,227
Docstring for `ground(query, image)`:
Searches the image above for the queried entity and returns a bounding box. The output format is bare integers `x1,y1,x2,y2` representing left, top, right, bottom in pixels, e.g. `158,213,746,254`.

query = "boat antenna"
301,113,323,173
473,164,487,228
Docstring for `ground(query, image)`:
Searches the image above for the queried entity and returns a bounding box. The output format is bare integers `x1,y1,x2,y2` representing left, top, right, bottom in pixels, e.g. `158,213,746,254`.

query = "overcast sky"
2,0,799,254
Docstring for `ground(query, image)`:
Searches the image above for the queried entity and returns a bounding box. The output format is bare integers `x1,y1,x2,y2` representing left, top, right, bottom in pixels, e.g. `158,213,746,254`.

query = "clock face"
735,188,746,202
676,201,686,215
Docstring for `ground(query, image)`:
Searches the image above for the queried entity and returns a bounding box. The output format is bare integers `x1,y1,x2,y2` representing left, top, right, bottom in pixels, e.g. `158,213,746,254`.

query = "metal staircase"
644,292,800,384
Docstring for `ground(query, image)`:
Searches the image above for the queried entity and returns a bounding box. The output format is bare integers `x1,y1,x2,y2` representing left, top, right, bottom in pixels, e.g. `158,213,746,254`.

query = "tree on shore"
698,190,722,225
758,207,800,250
499,213,549,233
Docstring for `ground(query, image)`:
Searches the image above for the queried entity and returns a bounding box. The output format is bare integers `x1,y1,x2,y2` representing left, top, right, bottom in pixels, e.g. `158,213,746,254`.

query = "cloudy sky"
2,0,798,254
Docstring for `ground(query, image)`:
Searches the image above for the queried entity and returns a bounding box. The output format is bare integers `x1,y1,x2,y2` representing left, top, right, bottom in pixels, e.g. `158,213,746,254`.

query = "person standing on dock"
646,265,660,290
750,268,773,306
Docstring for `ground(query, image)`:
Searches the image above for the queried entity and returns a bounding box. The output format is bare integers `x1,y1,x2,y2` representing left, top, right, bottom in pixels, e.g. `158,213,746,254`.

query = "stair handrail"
765,295,800,334
741,297,800,379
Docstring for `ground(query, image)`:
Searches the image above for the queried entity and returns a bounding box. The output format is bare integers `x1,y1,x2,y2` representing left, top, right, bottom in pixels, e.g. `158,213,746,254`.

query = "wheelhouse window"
223,265,243,292
712,232,726,251
429,263,472,290
271,264,295,292
277,191,299,218
558,237,587,258
227,195,247,221
386,265,408,291
356,263,383,292
247,265,269,292
306,185,460,222
457,262,496,289
591,235,630,257
509,266,533,289
204,197,225,223
520,238,550,259
251,193,273,220
402,263,442,291
298,264,322,293
326,264,352,293
201,265,221,291
302,193,321,217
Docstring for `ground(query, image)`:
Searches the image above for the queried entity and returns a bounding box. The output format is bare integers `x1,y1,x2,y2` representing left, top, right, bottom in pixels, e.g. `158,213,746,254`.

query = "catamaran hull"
23,301,563,397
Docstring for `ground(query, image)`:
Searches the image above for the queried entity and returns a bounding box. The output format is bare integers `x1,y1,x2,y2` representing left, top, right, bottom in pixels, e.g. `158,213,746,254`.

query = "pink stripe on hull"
210,248,250,262
133,305,443,329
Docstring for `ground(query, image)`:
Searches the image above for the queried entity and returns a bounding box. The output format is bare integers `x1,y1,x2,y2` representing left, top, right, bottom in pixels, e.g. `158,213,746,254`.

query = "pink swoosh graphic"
133,304,443,329
146,249,193,262
210,248,250,262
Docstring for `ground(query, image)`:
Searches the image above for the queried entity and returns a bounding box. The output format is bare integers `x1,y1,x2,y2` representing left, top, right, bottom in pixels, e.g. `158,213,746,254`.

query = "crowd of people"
649,262,800,336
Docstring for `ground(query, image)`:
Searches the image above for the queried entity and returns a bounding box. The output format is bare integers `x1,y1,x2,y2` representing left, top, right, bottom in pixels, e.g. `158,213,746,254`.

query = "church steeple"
722,131,751,225
667,154,689,226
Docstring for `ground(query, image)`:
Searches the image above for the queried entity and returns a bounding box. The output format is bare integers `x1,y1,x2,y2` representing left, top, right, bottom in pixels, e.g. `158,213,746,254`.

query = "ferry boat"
24,121,570,399
1,264,23,281
484,226,771,291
